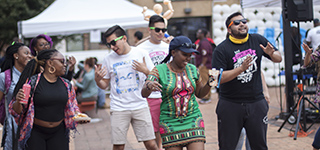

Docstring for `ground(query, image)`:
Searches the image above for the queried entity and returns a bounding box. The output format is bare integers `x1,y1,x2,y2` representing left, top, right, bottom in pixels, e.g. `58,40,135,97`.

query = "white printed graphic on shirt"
149,51,167,66
113,60,139,94
233,49,257,83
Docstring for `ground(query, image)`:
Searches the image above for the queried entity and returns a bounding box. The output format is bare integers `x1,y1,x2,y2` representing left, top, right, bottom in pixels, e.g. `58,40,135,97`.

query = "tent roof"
20,0,153,38
241,0,320,8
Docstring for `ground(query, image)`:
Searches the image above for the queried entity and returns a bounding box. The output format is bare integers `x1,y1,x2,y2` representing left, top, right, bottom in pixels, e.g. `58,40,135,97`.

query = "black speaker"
286,0,313,22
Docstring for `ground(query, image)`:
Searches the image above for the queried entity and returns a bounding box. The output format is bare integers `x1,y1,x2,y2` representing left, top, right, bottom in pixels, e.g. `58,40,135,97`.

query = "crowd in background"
4,9,320,150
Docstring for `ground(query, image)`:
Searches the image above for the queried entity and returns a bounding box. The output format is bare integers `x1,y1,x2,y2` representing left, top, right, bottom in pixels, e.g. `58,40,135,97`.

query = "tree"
0,0,54,52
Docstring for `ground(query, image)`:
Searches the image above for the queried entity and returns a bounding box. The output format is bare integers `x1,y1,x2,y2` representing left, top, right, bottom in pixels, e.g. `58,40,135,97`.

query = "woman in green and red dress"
141,36,212,150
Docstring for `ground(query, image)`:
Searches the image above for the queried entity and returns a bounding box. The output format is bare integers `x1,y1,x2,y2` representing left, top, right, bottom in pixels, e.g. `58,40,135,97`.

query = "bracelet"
146,82,151,90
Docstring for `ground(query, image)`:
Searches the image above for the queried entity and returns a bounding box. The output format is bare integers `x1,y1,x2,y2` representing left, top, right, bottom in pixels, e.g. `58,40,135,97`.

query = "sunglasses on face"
149,27,167,33
106,35,124,48
173,43,196,50
228,19,248,28
51,58,66,65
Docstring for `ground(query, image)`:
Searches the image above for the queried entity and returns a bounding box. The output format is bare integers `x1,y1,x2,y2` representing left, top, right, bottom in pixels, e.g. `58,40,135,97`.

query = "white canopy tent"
18,0,153,38
241,0,320,8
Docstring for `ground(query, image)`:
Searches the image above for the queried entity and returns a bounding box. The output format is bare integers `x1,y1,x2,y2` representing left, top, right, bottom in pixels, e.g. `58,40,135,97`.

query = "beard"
231,29,248,39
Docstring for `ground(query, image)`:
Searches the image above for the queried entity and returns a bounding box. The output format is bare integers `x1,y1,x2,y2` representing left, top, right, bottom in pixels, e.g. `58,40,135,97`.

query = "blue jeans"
97,88,106,107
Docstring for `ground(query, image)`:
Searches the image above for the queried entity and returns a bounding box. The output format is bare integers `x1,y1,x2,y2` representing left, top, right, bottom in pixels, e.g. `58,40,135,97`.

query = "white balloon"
213,13,223,21
273,7,282,13
272,13,281,21
264,7,273,14
213,28,223,37
247,12,256,20
213,21,223,29
256,12,265,22
213,5,222,14
273,21,280,28
214,37,224,45
248,20,257,29
222,4,230,14
256,20,266,28
266,77,276,86
265,21,273,28
300,22,309,30
314,5,320,13
264,13,273,21
222,13,230,23
230,4,241,12
244,8,255,13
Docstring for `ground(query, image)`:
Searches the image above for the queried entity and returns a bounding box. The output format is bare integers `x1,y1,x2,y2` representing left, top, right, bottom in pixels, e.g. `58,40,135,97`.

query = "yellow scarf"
229,34,249,44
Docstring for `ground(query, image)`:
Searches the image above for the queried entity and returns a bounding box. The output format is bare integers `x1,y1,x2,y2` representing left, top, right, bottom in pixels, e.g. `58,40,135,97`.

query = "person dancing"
10,49,86,150
141,36,212,150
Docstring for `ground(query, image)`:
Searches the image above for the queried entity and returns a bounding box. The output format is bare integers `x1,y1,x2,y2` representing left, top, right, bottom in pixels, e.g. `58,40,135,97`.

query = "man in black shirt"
212,12,282,150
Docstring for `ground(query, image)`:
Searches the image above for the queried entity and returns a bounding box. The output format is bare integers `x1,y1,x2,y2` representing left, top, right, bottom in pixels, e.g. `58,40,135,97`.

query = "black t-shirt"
212,34,277,103
33,74,68,122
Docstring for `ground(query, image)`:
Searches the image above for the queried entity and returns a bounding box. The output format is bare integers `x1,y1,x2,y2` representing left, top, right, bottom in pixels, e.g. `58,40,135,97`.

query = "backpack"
0,69,12,125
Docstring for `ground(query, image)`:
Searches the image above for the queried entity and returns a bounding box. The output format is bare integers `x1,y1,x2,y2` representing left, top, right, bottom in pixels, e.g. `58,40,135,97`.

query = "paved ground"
70,86,320,150
0,87,318,150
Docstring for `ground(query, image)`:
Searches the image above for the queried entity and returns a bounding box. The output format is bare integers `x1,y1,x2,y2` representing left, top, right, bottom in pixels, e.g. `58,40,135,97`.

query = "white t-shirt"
306,26,320,50
137,40,169,98
102,47,154,111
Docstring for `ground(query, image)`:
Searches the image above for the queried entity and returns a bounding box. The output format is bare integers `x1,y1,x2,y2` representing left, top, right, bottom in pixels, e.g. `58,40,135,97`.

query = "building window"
66,34,83,52
167,17,211,42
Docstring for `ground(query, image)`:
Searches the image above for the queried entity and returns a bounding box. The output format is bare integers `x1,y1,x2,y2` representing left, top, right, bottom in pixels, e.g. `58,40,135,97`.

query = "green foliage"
0,0,54,50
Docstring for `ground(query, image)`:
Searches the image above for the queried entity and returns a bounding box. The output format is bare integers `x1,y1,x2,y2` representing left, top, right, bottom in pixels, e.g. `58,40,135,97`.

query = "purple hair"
29,34,53,56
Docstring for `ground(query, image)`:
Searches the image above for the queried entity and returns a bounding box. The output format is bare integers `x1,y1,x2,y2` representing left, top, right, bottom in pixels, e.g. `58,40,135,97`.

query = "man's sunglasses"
149,27,167,33
173,43,196,50
106,35,123,48
228,19,248,28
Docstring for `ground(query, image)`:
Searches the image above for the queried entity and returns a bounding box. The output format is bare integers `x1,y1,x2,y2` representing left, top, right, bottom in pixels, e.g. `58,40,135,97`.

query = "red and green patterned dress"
147,63,205,148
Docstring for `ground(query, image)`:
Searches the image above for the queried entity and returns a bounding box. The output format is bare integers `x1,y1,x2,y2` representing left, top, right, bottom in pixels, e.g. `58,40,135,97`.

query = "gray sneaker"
199,99,212,104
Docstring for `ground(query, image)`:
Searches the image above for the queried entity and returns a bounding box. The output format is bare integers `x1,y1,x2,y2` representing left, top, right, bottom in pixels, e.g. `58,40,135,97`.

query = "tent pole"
17,21,24,43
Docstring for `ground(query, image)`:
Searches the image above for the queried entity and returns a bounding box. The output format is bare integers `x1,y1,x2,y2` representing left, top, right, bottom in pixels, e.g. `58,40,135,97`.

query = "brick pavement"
71,87,319,150
0,87,315,150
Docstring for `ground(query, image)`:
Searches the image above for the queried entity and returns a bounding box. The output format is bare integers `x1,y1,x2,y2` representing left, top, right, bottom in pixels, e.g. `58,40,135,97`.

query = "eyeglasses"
228,19,248,28
38,42,50,48
173,43,196,50
106,36,123,48
51,58,66,65
149,27,167,33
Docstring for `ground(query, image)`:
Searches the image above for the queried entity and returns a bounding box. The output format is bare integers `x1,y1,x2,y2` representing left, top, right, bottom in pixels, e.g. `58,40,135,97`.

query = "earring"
48,66,56,74
16,57,18,60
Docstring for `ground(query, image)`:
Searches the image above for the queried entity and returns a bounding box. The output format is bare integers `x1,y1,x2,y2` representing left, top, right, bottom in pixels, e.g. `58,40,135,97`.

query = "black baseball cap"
169,36,199,54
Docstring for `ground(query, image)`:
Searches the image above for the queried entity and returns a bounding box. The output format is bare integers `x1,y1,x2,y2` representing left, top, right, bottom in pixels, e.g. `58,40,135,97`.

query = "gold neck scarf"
229,34,249,44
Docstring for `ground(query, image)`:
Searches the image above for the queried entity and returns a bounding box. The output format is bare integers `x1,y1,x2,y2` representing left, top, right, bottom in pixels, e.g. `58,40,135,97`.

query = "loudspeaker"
286,0,313,22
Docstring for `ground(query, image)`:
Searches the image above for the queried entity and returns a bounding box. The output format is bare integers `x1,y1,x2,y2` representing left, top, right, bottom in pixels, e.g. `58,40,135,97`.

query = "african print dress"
147,63,205,148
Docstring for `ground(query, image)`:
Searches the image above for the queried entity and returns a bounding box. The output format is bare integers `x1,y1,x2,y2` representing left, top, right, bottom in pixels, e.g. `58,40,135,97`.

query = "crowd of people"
7,10,320,150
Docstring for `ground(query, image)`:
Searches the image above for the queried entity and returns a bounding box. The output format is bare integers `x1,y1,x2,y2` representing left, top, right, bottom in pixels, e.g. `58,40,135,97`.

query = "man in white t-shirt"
136,15,169,149
306,18,320,50
95,25,158,150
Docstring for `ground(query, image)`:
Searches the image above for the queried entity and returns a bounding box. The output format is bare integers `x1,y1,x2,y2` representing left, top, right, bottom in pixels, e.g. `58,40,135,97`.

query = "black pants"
26,121,69,150
216,99,268,150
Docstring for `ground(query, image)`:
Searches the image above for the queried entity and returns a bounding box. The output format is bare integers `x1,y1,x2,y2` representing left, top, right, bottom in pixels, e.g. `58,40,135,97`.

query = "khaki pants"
199,65,211,100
